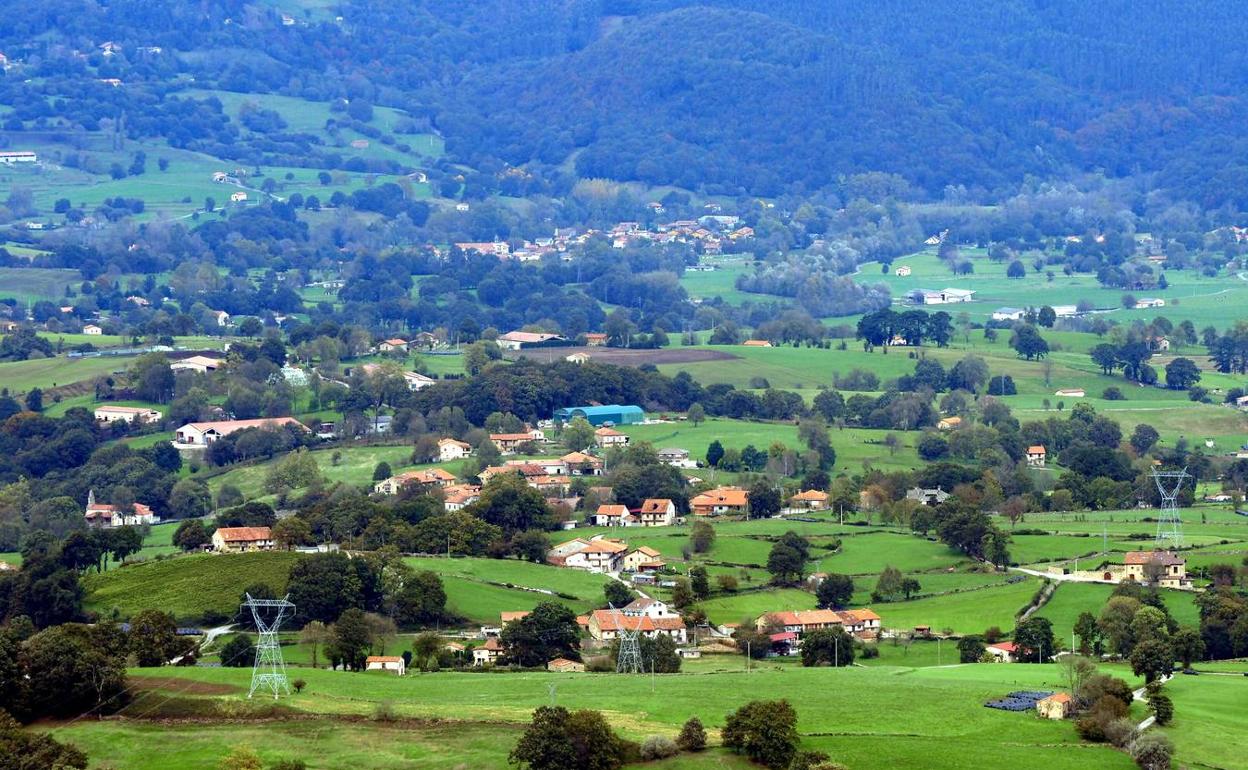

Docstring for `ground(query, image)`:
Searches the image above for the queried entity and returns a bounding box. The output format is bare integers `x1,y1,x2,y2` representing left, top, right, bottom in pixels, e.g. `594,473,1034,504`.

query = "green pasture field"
1155,669,1248,770
817,531,966,575
1031,581,1202,646
0,355,132,393
41,662,1143,770
0,551,20,566
184,88,444,166
403,556,614,622
653,334,1248,447
0,266,78,303
82,551,301,622
858,248,1248,329
618,418,922,473
678,258,764,306
205,445,461,500
854,577,1041,635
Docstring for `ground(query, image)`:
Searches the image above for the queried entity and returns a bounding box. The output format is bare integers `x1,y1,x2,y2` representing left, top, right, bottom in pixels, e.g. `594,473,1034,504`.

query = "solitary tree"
815,574,854,610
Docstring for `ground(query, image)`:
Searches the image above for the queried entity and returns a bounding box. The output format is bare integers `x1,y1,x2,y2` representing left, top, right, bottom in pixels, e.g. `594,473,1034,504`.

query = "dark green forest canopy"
3,1,1248,201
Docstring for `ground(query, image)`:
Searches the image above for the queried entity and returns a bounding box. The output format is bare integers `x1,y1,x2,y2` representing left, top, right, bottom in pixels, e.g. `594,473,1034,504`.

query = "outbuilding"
554,404,645,427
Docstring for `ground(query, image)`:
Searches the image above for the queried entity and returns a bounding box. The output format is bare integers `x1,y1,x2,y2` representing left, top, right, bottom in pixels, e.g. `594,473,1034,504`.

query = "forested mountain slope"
2,0,1248,201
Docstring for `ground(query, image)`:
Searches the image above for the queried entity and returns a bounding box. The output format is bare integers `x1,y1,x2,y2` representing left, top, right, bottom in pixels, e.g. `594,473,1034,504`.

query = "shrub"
1101,387,1125,401
1130,734,1174,770
639,736,678,761
291,679,306,694
373,700,397,722
1102,717,1137,749
676,717,706,752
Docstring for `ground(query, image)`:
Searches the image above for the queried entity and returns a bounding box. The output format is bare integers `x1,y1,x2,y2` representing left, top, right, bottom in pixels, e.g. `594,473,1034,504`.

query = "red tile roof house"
588,609,687,644
985,641,1020,662
637,498,676,527
365,655,406,675
473,637,504,666
173,417,307,447
592,503,634,527
546,538,627,573
84,489,159,528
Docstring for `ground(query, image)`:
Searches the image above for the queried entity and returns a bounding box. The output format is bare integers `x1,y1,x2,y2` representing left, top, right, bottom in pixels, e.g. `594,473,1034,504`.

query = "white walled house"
94,405,162,424
173,417,307,447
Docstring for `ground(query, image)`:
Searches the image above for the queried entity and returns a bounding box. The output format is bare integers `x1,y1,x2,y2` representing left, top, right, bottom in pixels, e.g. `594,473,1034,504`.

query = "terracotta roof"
500,611,530,624
481,637,503,651
86,502,154,517
1028,445,1046,454
499,331,562,343
438,438,472,449
764,609,843,627
578,539,628,554
95,405,157,414
561,451,602,465
989,642,1018,652
692,488,749,508
490,432,538,442
382,339,407,346
838,609,881,623
181,417,306,434
591,609,684,633
770,631,798,642
594,427,625,436
1041,692,1072,704
366,656,403,663
640,498,673,513
790,489,828,501
215,526,272,542
1124,550,1185,566
596,504,629,517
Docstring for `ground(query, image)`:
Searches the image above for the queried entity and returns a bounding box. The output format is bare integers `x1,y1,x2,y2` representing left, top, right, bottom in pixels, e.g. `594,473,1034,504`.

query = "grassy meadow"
39,662,1150,770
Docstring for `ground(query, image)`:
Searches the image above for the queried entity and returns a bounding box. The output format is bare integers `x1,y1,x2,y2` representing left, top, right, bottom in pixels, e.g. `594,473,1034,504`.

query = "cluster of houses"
546,536,665,576
449,212,754,264
754,607,882,656
590,499,677,528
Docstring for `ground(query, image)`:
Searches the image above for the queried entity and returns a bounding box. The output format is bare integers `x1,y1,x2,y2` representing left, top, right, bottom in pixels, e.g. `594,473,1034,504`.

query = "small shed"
365,656,406,676
546,657,585,673
1036,692,1072,719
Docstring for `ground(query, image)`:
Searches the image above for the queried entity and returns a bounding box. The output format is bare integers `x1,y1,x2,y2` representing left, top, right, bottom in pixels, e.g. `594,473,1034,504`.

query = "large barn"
554,404,645,426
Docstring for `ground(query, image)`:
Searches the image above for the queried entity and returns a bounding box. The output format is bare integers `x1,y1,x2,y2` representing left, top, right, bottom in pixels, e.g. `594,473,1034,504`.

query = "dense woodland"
3,1,1248,207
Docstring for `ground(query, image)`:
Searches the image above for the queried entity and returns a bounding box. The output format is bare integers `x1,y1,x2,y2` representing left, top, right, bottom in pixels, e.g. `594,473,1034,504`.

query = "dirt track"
511,347,739,366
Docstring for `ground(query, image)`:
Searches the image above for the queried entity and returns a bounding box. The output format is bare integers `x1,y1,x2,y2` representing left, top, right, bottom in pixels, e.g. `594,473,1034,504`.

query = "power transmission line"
243,593,296,699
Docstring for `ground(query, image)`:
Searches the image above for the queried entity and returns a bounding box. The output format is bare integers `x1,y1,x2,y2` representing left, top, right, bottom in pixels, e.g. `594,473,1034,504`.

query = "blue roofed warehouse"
554,404,645,427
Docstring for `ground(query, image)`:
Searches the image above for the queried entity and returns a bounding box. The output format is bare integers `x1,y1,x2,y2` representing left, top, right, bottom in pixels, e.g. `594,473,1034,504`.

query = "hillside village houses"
355,363,436,391
591,504,631,526
170,355,223,374
495,331,567,350
373,467,458,495
441,484,481,511
621,546,664,573
173,417,307,448
589,599,687,643
594,427,629,447
788,489,829,510
377,338,408,353
910,288,975,305
1026,445,1047,467
547,537,628,572
84,490,159,528
94,405,162,424
690,487,749,516
657,447,697,468
756,608,882,642
211,526,274,553
637,498,677,526
561,451,604,476
488,427,546,453
473,637,504,666
437,437,473,462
